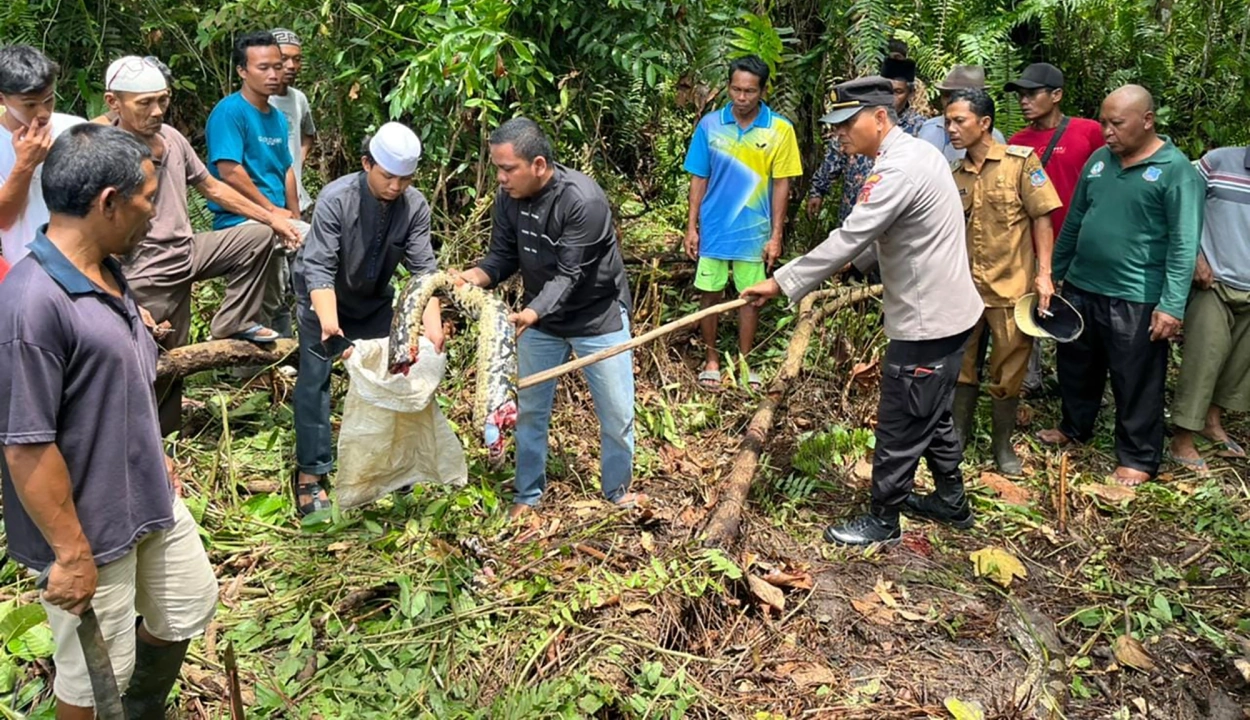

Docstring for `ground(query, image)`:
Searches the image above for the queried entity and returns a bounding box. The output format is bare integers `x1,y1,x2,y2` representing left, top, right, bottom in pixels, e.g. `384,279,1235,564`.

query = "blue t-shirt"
205,92,292,229
683,104,803,261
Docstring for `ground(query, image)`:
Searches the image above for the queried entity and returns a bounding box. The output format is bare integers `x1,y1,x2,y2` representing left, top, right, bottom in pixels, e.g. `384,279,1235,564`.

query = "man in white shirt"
0,45,84,265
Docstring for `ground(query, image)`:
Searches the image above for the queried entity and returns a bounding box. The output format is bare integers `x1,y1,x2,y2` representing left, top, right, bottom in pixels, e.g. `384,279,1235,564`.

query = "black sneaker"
823,512,901,546
902,492,974,530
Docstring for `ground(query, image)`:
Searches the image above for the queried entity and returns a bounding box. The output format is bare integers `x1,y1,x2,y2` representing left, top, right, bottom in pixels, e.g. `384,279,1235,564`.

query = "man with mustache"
104,55,299,434
742,77,983,546
1037,85,1205,487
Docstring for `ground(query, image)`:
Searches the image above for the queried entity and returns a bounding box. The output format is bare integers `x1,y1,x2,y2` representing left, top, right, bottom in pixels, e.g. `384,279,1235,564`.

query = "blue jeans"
293,305,391,475
514,307,635,506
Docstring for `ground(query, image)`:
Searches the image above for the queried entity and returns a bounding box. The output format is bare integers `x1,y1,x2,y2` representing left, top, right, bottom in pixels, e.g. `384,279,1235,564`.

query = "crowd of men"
0,30,1246,716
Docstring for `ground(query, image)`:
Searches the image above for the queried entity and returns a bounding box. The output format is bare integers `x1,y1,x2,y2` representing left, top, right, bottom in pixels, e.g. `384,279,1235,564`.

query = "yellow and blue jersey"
684,103,803,261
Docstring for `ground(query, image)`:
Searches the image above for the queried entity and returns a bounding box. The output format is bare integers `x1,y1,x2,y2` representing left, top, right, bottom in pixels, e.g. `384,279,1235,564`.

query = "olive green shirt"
1052,140,1204,319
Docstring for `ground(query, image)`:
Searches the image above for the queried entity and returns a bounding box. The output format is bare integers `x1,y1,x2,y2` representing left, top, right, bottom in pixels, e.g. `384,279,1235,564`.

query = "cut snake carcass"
388,272,518,460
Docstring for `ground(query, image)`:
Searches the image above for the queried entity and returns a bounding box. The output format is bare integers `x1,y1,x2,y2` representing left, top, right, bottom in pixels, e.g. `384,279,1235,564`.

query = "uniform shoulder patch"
1029,168,1048,187
858,173,882,204
1005,145,1034,158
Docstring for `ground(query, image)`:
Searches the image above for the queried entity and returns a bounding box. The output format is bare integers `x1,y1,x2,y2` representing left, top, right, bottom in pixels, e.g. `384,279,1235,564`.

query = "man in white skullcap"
290,122,443,515
103,55,301,434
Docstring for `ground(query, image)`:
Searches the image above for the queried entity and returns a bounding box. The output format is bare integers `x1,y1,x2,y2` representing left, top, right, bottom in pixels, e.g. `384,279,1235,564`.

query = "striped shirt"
1197,147,1250,290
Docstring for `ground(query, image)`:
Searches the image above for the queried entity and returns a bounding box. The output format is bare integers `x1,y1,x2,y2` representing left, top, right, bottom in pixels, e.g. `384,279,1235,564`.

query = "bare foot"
1109,467,1151,487
614,492,649,509
1036,428,1072,446
508,503,535,521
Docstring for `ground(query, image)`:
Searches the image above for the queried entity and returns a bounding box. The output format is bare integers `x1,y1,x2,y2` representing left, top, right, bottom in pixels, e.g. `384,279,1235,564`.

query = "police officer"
742,77,984,545
947,88,1062,474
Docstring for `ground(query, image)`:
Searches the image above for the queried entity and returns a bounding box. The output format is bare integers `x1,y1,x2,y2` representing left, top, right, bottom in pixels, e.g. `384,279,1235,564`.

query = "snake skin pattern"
388,272,518,460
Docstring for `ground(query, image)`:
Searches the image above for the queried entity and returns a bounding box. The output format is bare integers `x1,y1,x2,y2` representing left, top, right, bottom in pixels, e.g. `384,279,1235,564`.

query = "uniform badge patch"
858,174,882,203
1142,166,1162,182
1089,160,1105,177
1030,169,1047,187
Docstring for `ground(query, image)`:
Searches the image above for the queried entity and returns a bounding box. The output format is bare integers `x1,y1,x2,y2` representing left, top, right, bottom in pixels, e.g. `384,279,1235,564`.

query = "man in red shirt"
0,257,8,282
1005,63,1104,393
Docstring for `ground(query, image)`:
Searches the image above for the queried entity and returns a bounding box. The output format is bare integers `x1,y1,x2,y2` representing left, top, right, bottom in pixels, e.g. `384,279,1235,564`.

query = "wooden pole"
517,297,751,389
155,339,299,382
701,285,883,547
1057,451,1069,534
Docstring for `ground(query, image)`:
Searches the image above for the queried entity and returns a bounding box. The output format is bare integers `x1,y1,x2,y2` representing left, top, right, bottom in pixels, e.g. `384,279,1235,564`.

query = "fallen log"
155,339,299,382
701,284,883,547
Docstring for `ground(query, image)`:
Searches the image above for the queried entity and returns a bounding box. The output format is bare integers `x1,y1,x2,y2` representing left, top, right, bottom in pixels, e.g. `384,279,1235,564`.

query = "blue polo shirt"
684,103,803,261
0,231,174,570
205,92,293,230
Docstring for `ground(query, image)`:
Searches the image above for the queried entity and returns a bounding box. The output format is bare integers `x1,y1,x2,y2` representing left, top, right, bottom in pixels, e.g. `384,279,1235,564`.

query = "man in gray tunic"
291,122,442,515
743,77,984,546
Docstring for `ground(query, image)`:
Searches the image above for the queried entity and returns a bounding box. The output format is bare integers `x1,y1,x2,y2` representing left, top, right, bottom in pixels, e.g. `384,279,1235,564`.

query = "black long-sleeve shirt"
477,164,630,337
293,172,436,322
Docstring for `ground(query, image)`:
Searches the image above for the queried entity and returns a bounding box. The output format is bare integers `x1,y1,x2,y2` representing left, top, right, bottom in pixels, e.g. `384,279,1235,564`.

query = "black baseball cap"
1005,63,1064,91
820,76,895,124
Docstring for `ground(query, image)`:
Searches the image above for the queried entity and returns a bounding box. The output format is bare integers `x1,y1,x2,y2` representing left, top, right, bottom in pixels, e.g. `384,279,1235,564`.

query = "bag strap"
1039,116,1070,167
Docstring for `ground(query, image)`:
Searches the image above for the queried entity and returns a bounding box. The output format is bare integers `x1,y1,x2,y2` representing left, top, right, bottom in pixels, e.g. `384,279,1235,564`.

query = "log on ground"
701,284,883,547
155,339,299,382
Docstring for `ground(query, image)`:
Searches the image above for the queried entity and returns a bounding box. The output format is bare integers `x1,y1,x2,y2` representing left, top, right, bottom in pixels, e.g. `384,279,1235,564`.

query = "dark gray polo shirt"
477,164,631,338
0,231,174,571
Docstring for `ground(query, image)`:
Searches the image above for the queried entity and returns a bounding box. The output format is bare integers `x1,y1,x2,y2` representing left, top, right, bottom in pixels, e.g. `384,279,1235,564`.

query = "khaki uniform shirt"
953,143,1063,307
776,127,983,341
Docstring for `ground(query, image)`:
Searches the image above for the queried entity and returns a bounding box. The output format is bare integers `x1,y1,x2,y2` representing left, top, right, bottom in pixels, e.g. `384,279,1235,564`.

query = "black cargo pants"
870,328,973,508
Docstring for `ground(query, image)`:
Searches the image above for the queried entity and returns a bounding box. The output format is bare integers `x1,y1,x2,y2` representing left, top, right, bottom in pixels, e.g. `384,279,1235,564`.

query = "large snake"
388,272,518,460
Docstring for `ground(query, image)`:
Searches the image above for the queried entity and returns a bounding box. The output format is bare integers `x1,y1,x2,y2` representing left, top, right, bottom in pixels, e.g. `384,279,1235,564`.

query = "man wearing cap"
207,31,301,336
1167,145,1250,472
456,117,641,519
917,65,1004,163
269,29,316,216
1004,63,1105,395
105,55,300,435
683,55,802,390
945,88,1062,475
0,45,84,267
291,123,442,516
807,57,924,225
742,76,983,546
1038,85,1204,487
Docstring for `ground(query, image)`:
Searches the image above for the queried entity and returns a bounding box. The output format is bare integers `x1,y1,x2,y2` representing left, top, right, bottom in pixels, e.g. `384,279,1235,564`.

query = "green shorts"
694,257,766,293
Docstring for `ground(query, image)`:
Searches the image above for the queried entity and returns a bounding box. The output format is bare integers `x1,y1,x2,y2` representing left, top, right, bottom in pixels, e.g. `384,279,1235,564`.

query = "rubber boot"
953,384,979,452
124,635,191,720
991,397,1023,476
823,504,901,546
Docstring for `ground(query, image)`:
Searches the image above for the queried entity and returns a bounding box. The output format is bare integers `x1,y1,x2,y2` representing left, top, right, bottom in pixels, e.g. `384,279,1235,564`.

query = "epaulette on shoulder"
1005,145,1034,158
950,159,963,171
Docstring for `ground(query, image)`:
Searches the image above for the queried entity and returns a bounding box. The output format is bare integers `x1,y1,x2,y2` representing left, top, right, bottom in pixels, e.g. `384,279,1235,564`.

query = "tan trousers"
958,307,1033,399
41,498,217,707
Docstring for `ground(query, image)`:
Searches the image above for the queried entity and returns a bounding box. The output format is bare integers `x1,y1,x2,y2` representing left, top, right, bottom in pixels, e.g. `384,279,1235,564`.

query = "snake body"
388,272,518,459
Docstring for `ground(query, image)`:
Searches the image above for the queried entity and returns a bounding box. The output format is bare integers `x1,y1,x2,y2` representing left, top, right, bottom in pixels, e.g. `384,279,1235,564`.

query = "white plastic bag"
335,337,467,508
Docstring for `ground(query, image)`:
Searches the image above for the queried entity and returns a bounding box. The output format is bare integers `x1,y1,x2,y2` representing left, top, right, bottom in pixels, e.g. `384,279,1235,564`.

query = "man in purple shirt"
0,124,217,720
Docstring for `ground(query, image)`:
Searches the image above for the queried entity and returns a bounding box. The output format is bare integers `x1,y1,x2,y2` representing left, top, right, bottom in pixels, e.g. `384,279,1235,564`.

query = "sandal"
230,324,281,344
747,371,763,391
1208,437,1246,459
614,492,649,510
697,368,722,390
1167,452,1210,477
291,468,331,516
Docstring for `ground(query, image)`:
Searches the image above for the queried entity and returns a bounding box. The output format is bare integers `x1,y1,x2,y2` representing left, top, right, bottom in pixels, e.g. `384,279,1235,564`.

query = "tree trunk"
701,284,883,547
155,339,299,382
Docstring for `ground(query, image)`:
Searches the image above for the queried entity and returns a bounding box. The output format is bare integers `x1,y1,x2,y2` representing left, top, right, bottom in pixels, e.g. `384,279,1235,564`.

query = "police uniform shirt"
953,143,1063,307
775,126,983,341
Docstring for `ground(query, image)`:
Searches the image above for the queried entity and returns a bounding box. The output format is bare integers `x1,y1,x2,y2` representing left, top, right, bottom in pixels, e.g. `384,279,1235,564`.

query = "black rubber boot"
953,384,979,452
823,504,902,546
124,635,191,720
991,397,1023,476
903,470,974,530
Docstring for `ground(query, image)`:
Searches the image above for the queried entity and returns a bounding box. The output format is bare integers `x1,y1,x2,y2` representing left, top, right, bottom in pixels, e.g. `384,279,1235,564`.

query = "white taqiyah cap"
105,56,168,93
368,122,421,176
